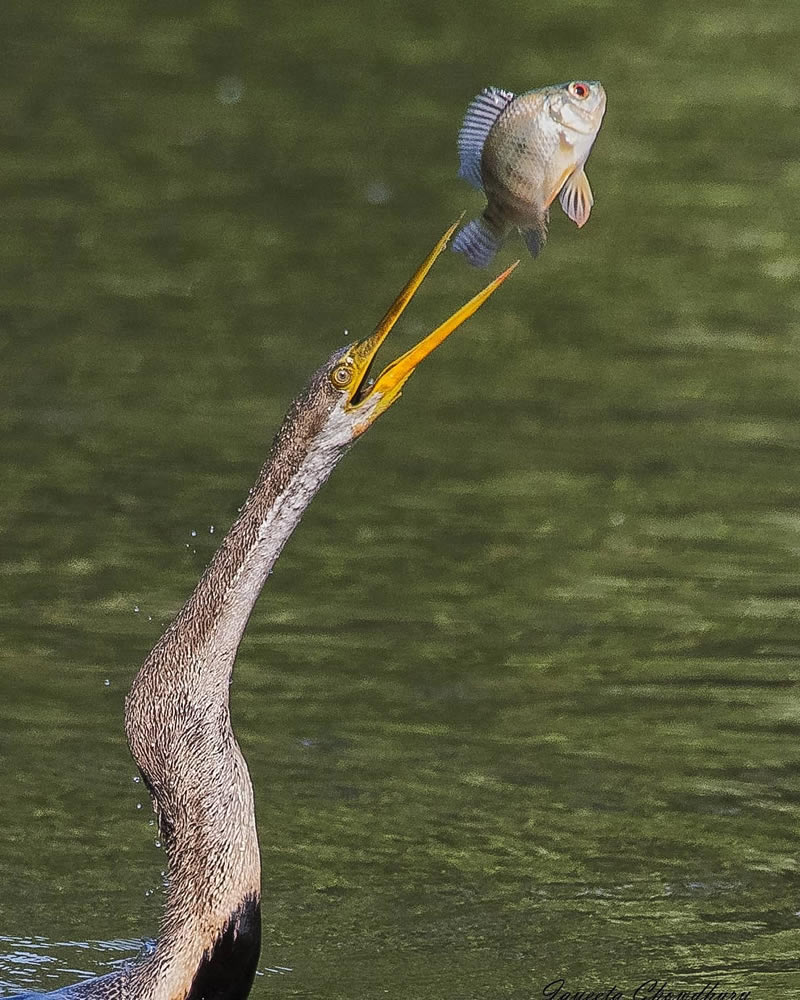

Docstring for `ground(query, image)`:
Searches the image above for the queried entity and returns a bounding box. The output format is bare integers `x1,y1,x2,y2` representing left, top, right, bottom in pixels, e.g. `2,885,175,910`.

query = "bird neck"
176,416,348,680
124,402,349,1000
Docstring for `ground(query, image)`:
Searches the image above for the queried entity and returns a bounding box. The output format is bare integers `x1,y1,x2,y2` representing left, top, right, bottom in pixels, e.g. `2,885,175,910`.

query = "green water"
2,1,800,997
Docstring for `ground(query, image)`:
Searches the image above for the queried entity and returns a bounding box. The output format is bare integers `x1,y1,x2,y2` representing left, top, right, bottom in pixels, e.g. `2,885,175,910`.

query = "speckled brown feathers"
6,224,514,1000
8,354,361,1000
122,355,354,1000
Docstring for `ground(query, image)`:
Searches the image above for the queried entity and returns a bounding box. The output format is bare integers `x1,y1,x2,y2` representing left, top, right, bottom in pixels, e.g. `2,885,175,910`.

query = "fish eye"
330,363,354,389
569,82,591,99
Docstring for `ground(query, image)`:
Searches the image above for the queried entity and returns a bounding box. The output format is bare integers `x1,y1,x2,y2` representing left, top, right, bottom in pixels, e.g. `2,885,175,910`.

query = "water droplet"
365,180,393,205
154,840,162,849
209,525,215,534
191,530,197,537
136,803,142,810
133,776,141,783
134,606,140,613
103,679,110,687
216,76,244,105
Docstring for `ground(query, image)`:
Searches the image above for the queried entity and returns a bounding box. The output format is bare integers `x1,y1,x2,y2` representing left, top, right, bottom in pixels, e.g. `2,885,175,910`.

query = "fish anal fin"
558,168,594,228
457,86,516,191
520,215,549,259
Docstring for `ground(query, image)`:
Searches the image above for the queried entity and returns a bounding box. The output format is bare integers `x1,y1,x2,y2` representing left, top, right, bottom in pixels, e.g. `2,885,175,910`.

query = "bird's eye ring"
569,82,590,99
330,364,354,389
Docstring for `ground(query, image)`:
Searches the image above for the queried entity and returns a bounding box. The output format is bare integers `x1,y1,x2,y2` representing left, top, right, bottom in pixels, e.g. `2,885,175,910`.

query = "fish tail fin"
520,216,549,259
452,215,504,268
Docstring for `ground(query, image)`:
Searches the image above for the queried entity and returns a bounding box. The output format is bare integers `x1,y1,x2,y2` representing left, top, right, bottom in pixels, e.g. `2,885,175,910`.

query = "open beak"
344,220,517,421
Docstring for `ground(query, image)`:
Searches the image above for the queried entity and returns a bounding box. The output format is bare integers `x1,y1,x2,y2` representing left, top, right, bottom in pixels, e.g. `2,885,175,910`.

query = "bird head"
292,221,517,455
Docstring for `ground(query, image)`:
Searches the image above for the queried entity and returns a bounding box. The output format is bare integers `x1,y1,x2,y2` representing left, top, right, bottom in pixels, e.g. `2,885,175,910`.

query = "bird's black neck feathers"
185,896,262,1000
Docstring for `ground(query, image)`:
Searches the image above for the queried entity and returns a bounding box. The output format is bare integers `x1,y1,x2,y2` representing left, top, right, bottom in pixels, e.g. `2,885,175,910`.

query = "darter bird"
5,223,515,1000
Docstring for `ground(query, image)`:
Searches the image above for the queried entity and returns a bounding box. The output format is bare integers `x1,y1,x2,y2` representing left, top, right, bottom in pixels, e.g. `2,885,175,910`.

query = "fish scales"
484,96,569,215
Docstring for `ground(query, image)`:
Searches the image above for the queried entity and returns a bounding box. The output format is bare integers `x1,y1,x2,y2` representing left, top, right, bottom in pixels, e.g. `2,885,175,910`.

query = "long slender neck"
123,398,349,1000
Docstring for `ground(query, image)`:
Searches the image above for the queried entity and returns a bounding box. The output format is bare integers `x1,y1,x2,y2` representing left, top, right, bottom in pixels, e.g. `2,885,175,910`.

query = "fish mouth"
343,221,517,419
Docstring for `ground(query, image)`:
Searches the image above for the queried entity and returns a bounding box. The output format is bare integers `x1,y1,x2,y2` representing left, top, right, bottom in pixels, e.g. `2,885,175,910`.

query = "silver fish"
453,81,607,266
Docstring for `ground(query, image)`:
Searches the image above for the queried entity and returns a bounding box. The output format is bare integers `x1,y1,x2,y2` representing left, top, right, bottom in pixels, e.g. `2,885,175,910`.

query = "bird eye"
569,82,590,99
330,364,353,389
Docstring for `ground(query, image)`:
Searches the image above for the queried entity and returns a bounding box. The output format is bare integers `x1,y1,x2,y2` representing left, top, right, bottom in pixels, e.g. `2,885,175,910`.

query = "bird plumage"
4,226,514,1000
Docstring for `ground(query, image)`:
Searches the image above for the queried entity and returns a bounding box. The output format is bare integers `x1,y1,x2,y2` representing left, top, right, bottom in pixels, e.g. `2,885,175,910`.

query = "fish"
452,80,607,267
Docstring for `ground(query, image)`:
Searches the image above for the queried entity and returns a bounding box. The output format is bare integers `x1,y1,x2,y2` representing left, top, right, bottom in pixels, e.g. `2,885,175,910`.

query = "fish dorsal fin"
457,86,516,190
558,167,594,227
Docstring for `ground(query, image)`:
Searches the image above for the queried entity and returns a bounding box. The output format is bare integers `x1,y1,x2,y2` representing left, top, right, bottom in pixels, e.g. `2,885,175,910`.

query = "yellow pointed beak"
345,221,518,421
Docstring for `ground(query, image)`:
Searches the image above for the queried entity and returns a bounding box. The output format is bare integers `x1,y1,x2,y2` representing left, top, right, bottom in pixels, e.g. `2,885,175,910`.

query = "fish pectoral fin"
558,167,594,228
457,86,516,191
